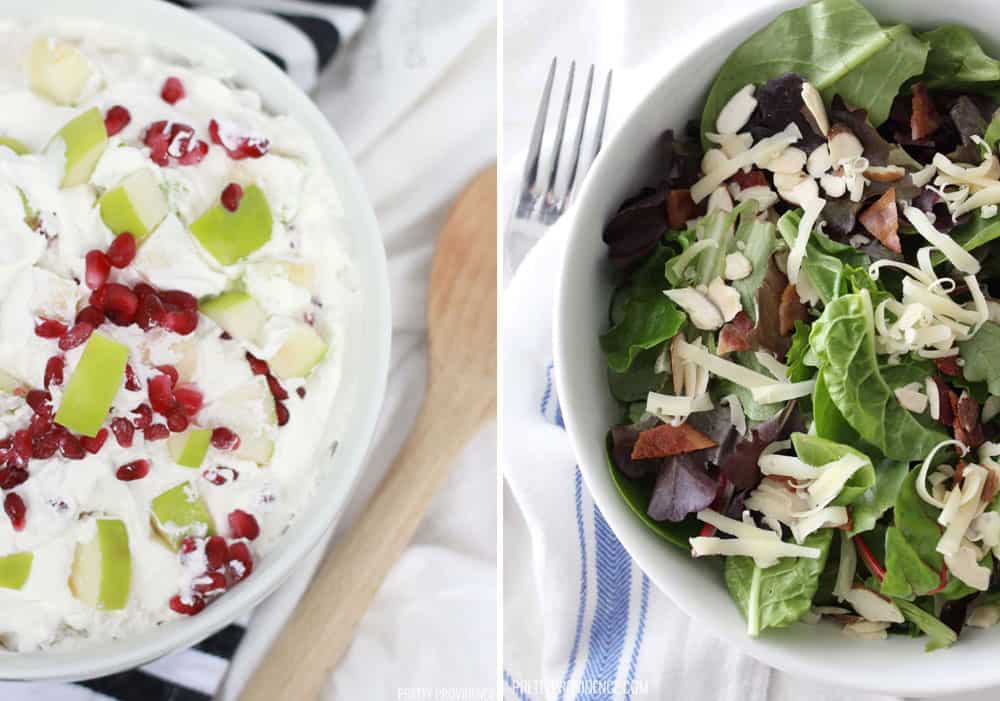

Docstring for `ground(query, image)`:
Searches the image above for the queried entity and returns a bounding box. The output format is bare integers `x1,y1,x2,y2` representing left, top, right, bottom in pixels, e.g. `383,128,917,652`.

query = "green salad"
601,0,1000,648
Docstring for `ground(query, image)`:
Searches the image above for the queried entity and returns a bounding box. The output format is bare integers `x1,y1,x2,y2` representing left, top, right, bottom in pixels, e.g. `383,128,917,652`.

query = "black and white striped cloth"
15,3,370,700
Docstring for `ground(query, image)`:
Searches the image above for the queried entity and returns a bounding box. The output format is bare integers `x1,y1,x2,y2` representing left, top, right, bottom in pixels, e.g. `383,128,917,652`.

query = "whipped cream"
0,20,356,651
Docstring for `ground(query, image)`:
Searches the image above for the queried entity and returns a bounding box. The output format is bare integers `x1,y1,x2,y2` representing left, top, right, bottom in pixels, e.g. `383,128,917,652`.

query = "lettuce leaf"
881,467,944,599
810,291,947,462
700,0,927,147
920,25,1000,87
849,458,908,536
777,211,868,305
894,598,958,651
959,322,1000,395
791,432,875,506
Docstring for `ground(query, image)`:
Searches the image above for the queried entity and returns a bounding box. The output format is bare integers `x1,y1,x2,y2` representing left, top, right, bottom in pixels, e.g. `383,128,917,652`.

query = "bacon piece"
730,169,768,190
984,470,999,504
666,189,697,229
935,379,956,427
858,188,901,253
950,391,985,448
934,356,961,377
631,422,717,460
910,83,941,141
779,284,808,336
718,311,754,355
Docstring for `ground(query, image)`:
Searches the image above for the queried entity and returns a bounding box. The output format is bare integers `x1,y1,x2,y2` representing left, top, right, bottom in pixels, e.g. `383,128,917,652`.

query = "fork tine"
516,58,557,217
592,69,613,160
560,64,595,209
540,61,575,212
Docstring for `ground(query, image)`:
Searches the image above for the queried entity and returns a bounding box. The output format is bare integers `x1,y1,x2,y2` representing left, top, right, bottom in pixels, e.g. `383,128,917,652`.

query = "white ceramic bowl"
555,0,1000,695
0,0,390,682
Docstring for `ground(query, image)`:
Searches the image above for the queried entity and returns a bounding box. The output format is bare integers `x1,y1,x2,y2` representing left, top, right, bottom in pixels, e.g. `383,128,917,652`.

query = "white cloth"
501,2,1000,700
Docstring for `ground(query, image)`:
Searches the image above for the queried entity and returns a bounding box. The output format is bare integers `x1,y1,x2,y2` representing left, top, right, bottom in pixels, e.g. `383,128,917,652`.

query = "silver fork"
505,58,612,277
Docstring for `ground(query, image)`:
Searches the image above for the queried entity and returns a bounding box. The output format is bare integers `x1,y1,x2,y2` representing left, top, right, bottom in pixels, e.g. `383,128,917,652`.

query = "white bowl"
0,0,390,682
555,0,1000,695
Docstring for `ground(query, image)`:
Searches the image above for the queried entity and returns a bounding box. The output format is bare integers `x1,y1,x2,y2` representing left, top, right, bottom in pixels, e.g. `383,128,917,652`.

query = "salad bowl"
554,0,1000,695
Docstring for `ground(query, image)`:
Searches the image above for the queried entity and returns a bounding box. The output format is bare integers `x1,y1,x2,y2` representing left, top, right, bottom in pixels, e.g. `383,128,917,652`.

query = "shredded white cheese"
675,338,776,388
750,379,816,404
787,195,825,285
903,207,980,274
645,391,713,419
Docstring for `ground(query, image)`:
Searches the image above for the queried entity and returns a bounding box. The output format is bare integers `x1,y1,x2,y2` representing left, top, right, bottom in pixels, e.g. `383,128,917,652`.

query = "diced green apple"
26,36,93,106
151,482,215,549
190,184,272,265
98,169,167,242
268,323,327,380
69,519,131,610
0,552,32,590
0,137,29,155
200,291,266,343
54,333,128,437
167,428,212,468
51,107,108,187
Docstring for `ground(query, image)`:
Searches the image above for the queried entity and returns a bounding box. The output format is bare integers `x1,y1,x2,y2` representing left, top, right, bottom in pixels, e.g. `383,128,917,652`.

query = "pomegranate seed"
81,428,108,454
203,465,239,485
137,292,168,330
131,403,153,429
160,290,198,311
106,233,137,268
148,375,177,414
111,417,135,448
246,353,269,376
26,390,52,418
143,121,205,167
210,427,240,451
124,364,141,391
60,434,85,460
166,410,188,433
28,413,52,437
169,594,206,616
116,459,150,481
2,449,26,469
0,467,28,490
4,493,25,531
208,118,269,159
193,571,228,596
180,536,197,555
162,310,198,335
205,535,228,570
220,183,243,212
0,437,10,450
58,322,94,351
144,424,169,441
34,318,67,338
76,305,105,327
44,355,64,388
84,251,111,290
296,387,306,399
177,139,208,166
160,76,185,104
228,509,260,540
89,286,107,310
104,105,131,136
157,365,179,387
266,375,288,401
101,284,139,318
12,430,31,459
32,431,59,459
275,401,289,426
134,283,156,300
174,385,203,416
227,541,254,583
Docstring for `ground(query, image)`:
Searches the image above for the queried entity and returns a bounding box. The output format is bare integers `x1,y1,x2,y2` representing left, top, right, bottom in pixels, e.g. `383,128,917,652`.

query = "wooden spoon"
242,166,497,701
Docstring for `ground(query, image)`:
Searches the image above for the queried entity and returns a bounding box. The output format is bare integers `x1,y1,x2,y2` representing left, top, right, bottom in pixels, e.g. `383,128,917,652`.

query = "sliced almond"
664,288,724,330
716,84,757,135
801,81,830,137
864,165,906,182
828,124,865,165
706,277,742,322
773,171,807,191
707,185,734,213
717,132,753,158
819,173,847,198
725,252,752,281
670,334,685,394
844,587,904,623
762,146,807,174
806,144,832,178
779,177,819,206
734,185,779,210
701,148,728,176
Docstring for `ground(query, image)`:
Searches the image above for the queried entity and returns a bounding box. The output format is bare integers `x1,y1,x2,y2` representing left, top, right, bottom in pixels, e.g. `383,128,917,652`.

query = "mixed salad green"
601,0,1000,647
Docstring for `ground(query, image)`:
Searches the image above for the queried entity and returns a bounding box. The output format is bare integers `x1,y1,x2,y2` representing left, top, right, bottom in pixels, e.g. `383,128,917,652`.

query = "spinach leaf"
791,432,875,506
605,431,701,549
849,459,907,536
601,246,687,372
777,211,869,305
700,0,926,146
731,207,778,323
786,321,816,383
608,347,666,402
894,598,958,651
813,371,878,456
881,467,944,598
920,25,1000,87
949,211,1000,255
986,116,1000,152
725,529,833,636
959,322,1000,395
810,291,948,462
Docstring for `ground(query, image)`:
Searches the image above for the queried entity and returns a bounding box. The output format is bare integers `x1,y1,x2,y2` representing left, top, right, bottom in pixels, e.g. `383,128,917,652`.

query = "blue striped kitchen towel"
0,3,372,701
501,223,774,701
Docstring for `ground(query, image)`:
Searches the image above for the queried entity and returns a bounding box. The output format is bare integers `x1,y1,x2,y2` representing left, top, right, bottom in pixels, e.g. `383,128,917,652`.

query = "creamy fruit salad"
0,25,354,651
